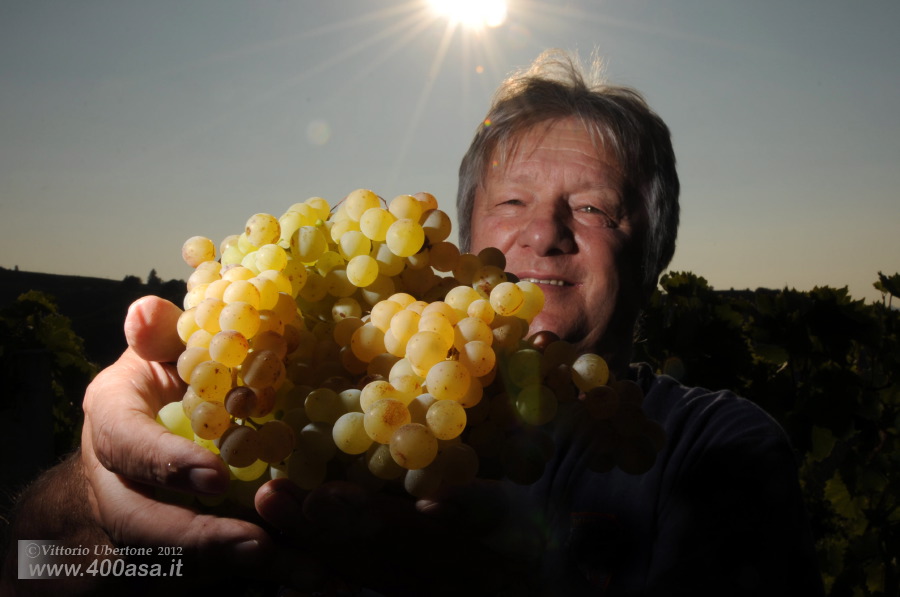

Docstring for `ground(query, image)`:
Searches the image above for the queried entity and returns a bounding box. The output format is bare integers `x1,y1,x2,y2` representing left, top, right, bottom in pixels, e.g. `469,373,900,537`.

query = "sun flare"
429,0,508,29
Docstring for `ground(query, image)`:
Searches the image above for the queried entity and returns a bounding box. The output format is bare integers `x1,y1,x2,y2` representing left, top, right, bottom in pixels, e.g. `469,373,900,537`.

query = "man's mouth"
518,277,572,287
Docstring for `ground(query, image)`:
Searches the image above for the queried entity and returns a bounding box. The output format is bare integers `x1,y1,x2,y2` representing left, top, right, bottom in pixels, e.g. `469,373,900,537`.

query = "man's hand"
79,297,284,582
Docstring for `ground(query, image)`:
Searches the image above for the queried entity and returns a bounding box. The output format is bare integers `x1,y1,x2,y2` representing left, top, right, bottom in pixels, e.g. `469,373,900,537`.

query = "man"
2,50,823,596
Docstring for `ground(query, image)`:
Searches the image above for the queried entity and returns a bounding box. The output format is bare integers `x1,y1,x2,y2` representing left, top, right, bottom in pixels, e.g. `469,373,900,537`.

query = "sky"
1,0,898,304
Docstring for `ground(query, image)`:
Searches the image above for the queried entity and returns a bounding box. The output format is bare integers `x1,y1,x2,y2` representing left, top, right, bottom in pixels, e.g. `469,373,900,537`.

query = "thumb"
125,295,185,363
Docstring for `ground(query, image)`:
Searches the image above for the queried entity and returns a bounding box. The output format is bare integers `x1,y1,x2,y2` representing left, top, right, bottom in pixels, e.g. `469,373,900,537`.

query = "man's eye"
499,198,524,206
578,206,617,227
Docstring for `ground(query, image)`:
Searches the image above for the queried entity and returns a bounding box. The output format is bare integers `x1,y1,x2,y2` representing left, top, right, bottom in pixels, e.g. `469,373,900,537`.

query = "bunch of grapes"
157,189,665,505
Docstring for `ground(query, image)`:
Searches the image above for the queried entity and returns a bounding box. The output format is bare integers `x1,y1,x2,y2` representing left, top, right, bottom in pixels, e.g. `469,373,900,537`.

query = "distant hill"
0,267,185,368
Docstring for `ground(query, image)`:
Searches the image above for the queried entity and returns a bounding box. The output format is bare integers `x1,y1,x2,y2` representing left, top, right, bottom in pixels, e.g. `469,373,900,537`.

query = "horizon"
2,1,898,304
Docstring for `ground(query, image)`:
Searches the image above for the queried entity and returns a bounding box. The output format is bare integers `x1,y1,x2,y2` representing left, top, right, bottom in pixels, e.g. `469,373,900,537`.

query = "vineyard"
1,270,897,596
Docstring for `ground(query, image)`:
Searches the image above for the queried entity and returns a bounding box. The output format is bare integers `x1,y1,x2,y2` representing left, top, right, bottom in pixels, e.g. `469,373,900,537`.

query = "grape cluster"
158,189,665,504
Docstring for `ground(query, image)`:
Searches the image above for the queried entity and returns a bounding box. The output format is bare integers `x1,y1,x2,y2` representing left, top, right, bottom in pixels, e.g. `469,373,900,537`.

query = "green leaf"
810,426,836,462
824,471,868,536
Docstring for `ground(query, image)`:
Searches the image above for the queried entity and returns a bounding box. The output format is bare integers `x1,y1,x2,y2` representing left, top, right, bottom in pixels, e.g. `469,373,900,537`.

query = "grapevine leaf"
809,426,836,462
824,471,868,536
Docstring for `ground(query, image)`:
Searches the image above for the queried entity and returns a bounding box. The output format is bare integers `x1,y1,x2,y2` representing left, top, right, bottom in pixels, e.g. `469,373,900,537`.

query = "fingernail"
231,539,267,569
188,466,228,494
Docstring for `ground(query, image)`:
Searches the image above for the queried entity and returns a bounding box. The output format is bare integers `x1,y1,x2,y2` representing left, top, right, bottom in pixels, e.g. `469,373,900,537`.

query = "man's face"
469,117,646,367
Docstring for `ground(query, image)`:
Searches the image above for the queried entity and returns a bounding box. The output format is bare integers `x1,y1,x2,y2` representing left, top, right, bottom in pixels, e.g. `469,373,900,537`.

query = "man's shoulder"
631,363,789,447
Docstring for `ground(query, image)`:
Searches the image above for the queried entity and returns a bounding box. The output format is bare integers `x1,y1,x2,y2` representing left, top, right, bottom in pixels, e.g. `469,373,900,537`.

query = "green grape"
219,301,260,340
338,230,371,260
177,346,211,384
251,330,288,360
187,267,219,292
373,241,406,277
230,459,268,482
295,422,337,462
344,188,381,221
489,281,525,316
389,309,420,344
222,265,255,282
350,322,386,363
332,412,373,455
255,243,288,272
333,317,364,347
458,340,496,378
390,423,438,470
338,387,363,413
304,387,344,424
408,392,437,425
453,316,493,351
224,386,256,419
304,196,331,221
417,313,455,349
189,360,232,402
366,443,405,480
514,384,558,426
291,226,327,264
190,400,232,440
472,264,508,298
298,270,328,302
244,213,281,247
359,207,396,242
425,360,471,403
208,330,250,368
425,399,467,440
217,424,260,467
507,348,542,388
515,280,545,322
180,386,205,418
428,241,460,273
325,268,356,298
364,398,411,444
257,420,295,463
223,279,261,309
420,209,452,244
358,273,395,306
157,401,193,440
388,194,424,221
182,235,217,268
571,353,610,392
385,218,425,257
332,297,362,321
249,276,280,311
445,285,482,321
346,254,379,287
176,308,201,344
370,299,403,332
452,253,482,285
239,350,282,389
403,466,443,499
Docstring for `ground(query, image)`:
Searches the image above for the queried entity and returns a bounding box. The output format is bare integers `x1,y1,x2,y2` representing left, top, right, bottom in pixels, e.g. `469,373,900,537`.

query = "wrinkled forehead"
488,116,625,178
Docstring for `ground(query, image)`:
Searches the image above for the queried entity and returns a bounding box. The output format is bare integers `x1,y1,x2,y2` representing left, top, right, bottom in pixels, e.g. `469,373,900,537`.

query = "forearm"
1,449,114,595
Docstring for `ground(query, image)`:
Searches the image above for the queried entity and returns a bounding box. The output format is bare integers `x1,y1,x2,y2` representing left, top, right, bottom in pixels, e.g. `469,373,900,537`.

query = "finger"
84,350,228,495
124,295,185,363
82,439,274,583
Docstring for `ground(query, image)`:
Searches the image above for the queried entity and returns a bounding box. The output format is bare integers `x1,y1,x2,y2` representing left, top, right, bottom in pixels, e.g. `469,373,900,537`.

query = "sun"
428,0,508,29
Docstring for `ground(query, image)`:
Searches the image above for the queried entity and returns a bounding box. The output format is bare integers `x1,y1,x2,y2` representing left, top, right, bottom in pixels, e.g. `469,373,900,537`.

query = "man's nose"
516,201,576,256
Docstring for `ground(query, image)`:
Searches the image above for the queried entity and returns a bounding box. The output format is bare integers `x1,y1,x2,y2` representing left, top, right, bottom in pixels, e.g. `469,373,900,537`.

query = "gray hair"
456,49,680,298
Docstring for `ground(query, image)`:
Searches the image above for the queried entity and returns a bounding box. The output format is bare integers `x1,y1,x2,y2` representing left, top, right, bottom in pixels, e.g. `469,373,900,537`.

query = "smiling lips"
517,275,574,287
